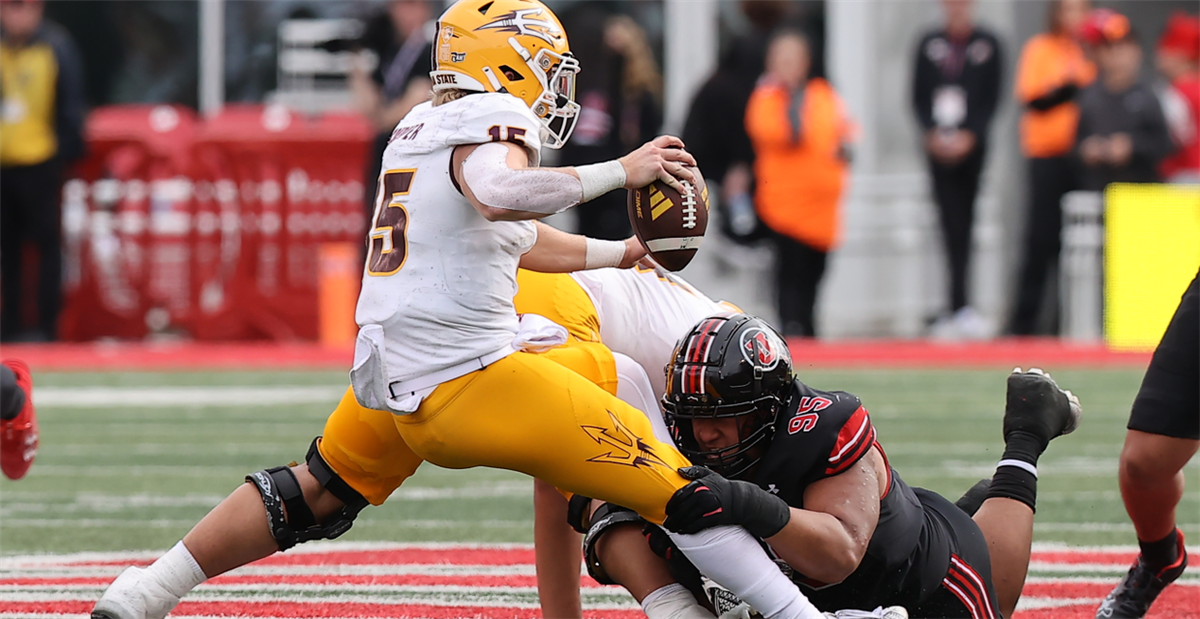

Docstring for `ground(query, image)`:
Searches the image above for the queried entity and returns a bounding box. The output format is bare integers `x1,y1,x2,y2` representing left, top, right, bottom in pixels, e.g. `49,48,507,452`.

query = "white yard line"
33,386,345,407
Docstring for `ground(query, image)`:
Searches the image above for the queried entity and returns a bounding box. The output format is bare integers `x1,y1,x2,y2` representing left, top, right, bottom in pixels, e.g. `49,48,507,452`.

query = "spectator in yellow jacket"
0,0,86,342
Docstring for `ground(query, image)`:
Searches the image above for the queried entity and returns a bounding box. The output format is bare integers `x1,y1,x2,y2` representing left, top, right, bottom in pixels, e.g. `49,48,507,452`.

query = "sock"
145,541,207,598
1000,431,1046,468
984,426,1046,512
668,525,824,619
986,463,1037,512
641,582,715,619
0,365,23,421
1139,528,1181,572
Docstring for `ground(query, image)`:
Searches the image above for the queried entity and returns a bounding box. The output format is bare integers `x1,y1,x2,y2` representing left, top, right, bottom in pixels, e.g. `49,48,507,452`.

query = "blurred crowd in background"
0,0,1197,343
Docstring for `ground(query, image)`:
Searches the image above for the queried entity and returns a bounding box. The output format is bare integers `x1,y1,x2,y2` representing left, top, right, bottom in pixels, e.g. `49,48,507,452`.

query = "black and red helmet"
662,313,793,478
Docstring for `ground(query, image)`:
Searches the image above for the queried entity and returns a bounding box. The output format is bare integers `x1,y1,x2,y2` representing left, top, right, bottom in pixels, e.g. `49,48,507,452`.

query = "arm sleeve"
460,142,583,213
49,26,87,164
912,36,937,130
1027,83,1078,111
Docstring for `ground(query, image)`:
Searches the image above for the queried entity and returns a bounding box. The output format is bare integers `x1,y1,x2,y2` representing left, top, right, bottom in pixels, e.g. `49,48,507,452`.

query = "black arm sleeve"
1027,83,1078,112
911,35,937,131
965,34,1003,139
48,24,87,164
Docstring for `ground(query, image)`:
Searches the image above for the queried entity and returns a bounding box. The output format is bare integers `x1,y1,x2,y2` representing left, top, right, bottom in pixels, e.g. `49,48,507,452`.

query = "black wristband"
731,480,791,539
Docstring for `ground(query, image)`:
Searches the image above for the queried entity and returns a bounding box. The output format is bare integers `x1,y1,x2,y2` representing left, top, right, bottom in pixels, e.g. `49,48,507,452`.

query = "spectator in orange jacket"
745,29,852,338
1010,0,1094,336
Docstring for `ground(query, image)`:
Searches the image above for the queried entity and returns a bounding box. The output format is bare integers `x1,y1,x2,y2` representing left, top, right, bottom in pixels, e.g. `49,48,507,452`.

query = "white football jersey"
570,267,736,401
355,93,544,388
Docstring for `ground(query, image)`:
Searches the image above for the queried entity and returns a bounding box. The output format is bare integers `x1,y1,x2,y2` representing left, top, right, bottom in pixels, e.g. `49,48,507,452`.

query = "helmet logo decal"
740,328,780,370
476,8,562,45
437,25,455,63
582,410,672,470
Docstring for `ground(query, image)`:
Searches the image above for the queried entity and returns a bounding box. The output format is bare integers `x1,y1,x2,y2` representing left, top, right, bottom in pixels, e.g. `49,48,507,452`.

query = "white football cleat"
91,567,181,619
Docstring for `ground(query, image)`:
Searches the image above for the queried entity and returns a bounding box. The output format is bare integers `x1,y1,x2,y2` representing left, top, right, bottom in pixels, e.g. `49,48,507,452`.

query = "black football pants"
929,148,985,313
1011,155,1076,336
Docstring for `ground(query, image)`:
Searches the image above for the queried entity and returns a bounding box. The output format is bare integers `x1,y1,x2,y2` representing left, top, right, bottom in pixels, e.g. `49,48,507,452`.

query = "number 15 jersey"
355,93,545,387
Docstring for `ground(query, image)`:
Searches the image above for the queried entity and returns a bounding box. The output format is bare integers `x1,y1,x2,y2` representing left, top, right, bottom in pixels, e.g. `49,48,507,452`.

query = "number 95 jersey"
356,92,545,387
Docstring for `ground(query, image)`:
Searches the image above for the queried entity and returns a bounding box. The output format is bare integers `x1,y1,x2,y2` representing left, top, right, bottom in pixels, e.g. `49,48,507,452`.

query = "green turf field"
2,368,1196,556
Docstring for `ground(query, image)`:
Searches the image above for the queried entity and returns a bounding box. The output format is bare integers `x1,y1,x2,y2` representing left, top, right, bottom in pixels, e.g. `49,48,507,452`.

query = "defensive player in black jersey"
1095,272,1197,619
570,313,1081,619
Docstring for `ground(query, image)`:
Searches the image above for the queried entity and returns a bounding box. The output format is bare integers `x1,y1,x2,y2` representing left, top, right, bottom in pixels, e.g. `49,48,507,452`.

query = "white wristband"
576,160,627,202
585,237,627,270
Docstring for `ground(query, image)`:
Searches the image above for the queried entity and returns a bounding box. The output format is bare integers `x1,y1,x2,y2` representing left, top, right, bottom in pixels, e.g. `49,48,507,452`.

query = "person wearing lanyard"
911,0,1002,341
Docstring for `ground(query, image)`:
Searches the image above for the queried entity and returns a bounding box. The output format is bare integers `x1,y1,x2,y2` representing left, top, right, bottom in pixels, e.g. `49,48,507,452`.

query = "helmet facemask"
664,396,783,479
509,42,581,148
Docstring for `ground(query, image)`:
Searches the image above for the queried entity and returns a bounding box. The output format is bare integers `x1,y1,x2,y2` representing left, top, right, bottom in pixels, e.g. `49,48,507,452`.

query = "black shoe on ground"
1095,531,1188,619
1004,368,1081,448
954,478,991,516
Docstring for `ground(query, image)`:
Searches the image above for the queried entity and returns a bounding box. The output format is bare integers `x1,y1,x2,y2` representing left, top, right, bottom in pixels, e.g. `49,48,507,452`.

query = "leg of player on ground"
971,368,1081,618
1095,273,1198,619
93,388,419,619
1120,431,1197,547
183,467,346,576
534,479,584,619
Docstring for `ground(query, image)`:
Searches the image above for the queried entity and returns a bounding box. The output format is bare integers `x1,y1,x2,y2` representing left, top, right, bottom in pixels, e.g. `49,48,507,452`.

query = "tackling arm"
766,448,886,585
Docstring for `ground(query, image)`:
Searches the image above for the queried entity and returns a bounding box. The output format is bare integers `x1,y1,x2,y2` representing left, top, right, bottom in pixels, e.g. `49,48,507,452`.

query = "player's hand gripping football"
618,235,649,268
618,135,698,195
663,466,791,539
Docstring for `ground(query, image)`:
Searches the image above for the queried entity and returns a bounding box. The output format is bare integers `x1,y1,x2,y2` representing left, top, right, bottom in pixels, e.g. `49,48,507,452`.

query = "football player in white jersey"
91,2,825,619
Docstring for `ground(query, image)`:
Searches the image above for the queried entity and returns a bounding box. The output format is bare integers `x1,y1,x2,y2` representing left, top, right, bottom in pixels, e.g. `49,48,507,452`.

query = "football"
627,168,709,271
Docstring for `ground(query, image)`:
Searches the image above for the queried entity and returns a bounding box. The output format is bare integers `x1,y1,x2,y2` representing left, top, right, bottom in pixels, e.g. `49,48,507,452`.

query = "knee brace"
582,502,646,585
246,437,370,551
566,493,593,534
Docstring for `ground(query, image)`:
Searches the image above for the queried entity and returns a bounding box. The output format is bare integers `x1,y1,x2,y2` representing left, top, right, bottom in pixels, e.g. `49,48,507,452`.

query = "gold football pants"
319,271,690,522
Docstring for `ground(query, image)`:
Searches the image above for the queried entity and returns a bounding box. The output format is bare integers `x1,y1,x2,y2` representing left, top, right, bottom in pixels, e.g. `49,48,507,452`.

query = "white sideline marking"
1016,597,1097,611
0,589,640,609
1034,522,1200,532
0,482,532,515
34,386,345,407
1,518,528,529
1,564,542,578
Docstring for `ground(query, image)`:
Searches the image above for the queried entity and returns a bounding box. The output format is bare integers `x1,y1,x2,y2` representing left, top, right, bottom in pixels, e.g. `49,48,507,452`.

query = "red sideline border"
0,338,1152,372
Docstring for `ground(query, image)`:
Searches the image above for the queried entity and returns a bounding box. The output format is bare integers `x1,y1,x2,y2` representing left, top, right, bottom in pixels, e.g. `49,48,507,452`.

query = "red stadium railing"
60,105,372,342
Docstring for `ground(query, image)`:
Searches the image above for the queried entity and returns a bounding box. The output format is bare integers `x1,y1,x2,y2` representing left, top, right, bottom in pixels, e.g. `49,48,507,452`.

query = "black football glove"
663,466,791,539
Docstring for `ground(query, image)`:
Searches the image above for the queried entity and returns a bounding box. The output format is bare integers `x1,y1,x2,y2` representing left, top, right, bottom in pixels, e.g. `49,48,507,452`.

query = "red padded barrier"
61,104,372,342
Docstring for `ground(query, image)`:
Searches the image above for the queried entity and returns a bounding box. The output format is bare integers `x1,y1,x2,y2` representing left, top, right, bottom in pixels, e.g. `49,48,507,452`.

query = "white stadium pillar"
662,0,718,135
199,0,225,118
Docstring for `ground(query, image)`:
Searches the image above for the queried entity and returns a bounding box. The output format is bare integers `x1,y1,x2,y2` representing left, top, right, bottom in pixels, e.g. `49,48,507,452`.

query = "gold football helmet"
430,0,581,148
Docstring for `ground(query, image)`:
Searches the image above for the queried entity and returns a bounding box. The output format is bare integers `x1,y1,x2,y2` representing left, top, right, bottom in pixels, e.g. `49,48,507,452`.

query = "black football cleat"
1095,531,1188,619
954,478,992,516
1003,368,1081,450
